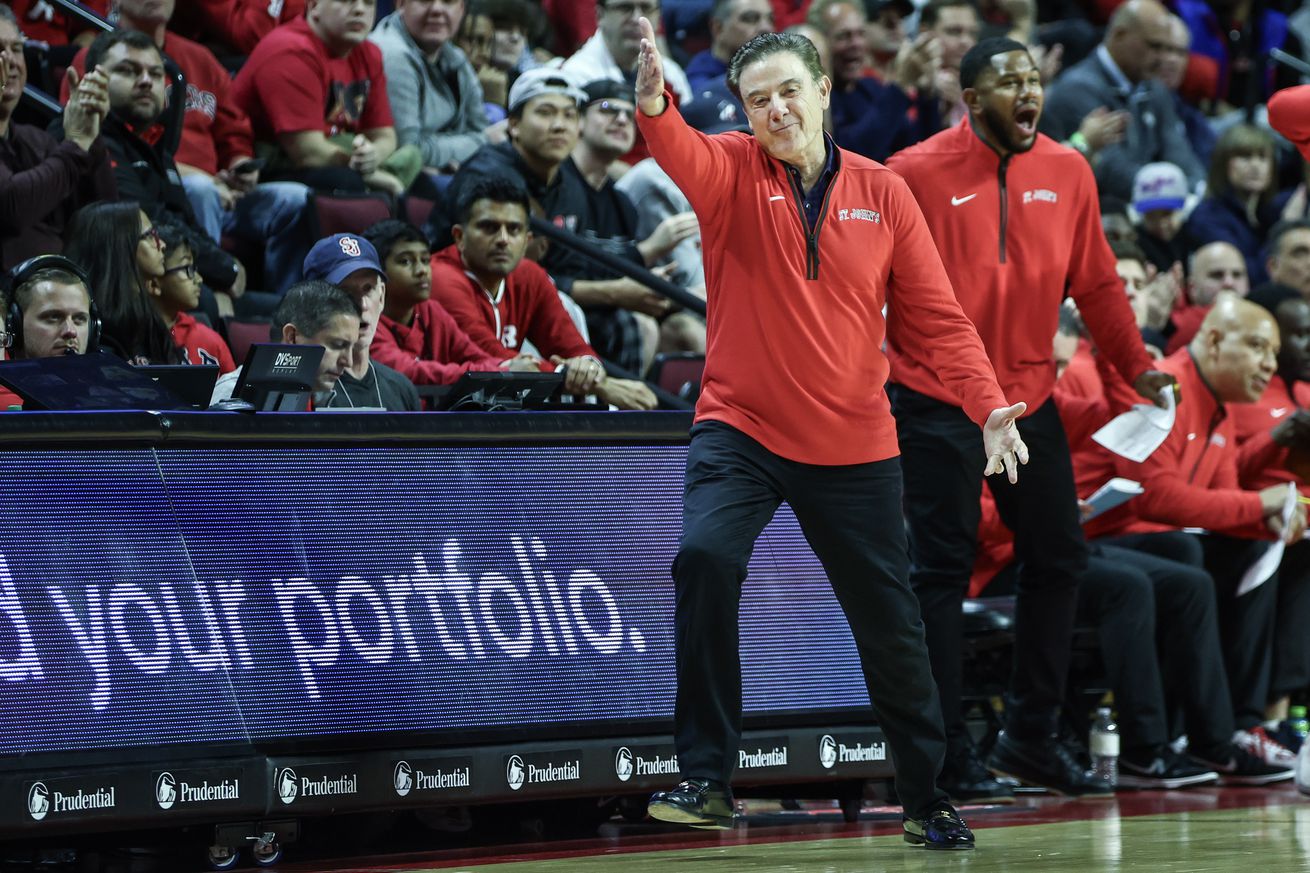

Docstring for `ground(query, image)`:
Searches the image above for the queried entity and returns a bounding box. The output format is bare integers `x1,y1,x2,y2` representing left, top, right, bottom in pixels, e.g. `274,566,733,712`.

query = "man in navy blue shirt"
684,0,774,89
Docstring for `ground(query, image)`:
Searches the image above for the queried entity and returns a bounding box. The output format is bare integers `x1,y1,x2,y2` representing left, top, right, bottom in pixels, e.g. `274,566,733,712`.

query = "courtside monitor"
0,353,195,410
438,371,564,411
233,343,324,412
142,364,220,410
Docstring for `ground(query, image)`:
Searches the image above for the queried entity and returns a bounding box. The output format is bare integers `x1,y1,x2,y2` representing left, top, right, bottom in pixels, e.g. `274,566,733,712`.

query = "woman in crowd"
1184,124,1281,285
64,201,181,365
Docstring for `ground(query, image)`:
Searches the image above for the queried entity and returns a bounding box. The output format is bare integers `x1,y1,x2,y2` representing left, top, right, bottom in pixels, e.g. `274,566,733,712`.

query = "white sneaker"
1234,727,1298,768
1297,738,1310,797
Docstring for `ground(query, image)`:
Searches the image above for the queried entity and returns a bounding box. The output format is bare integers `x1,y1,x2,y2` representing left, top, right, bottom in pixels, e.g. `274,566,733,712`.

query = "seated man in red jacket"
1092,294,1305,772
1231,295,1310,748
411,178,658,409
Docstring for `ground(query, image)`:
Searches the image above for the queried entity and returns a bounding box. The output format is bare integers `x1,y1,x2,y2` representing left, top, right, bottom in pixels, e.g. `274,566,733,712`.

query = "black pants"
892,388,1087,744
1106,532,1278,732
1272,540,1310,700
674,422,947,817
1080,543,1234,756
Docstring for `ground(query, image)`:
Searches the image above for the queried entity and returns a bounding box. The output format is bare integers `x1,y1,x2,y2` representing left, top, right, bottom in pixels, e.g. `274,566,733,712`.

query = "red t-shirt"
171,311,236,374
429,245,594,363
65,32,254,175
233,16,393,145
171,0,307,56
9,0,109,46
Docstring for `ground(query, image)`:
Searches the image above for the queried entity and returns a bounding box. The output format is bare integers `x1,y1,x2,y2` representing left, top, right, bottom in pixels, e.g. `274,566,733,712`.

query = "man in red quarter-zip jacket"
634,23,1031,850
885,36,1176,802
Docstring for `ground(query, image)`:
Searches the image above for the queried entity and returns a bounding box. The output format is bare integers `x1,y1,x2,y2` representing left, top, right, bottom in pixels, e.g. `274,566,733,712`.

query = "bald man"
1166,241,1250,354
1041,0,1204,202
1092,295,1305,771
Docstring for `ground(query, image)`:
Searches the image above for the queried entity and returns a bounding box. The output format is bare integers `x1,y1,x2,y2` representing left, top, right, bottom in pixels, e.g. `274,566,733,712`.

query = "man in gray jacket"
1041,0,1204,203
370,0,489,173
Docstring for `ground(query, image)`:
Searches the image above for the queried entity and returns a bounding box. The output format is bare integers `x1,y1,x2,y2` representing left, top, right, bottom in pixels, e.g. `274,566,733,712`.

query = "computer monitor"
437,371,564,411
141,365,220,410
231,344,325,412
0,353,194,411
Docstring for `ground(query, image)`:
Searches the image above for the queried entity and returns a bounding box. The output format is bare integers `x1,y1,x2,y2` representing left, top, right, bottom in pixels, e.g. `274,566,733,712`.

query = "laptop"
0,353,195,411
141,365,220,410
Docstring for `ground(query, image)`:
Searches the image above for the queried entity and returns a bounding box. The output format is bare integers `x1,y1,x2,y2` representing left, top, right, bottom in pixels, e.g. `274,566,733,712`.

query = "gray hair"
0,5,20,31
727,31,824,100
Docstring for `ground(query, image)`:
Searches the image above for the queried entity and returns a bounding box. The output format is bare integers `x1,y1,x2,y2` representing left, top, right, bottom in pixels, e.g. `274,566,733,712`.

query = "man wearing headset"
4,258,94,359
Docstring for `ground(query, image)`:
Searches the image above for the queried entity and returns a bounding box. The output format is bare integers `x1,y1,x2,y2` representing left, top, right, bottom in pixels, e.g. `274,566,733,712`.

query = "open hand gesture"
636,17,666,116
983,402,1030,484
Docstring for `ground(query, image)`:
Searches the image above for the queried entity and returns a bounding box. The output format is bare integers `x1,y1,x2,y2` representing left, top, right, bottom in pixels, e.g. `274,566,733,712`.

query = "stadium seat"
647,352,705,399
309,191,396,239
403,196,437,231
223,318,273,365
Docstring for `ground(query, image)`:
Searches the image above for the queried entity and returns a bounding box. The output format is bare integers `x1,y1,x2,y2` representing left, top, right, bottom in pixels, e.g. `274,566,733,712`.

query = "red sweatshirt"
371,300,506,385
171,0,307,56
9,0,108,46
637,94,1008,464
65,32,254,175
1091,348,1269,539
171,311,236,373
1232,373,1310,491
885,120,1152,416
429,245,594,362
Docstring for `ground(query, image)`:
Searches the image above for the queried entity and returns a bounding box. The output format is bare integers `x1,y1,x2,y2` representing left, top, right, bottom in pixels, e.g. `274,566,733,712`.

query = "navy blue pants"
673,421,948,817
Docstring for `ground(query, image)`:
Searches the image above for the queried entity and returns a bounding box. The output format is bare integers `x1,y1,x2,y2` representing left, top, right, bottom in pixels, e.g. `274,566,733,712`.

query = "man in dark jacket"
73,29,244,296
0,6,115,269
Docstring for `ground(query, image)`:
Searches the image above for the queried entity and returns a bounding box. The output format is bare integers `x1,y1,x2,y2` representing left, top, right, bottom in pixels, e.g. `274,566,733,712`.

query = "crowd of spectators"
5,0,1310,802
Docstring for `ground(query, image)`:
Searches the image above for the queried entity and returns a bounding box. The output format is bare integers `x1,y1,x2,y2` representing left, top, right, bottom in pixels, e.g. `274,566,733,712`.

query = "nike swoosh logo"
1273,408,1289,417
768,195,785,202
951,194,977,206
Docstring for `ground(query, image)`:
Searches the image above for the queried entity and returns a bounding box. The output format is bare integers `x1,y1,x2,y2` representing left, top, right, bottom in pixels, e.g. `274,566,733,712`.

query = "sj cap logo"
339,237,362,258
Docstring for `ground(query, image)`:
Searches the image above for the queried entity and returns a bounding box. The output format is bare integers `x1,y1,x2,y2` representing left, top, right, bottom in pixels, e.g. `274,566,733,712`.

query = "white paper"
1083,478,1144,522
1237,486,1297,595
1091,387,1177,463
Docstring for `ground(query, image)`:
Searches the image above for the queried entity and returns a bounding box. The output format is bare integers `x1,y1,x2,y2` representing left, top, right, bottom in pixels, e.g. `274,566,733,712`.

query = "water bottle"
1291,705,1309,741
1090,707,1119,787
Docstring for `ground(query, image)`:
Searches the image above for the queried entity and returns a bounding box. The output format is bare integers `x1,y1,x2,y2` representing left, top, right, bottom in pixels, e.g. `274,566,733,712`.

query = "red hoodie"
171,0,307,56
429,246,594,363
371,300,506,386
885,120,1152,415
65,32,254,175
637,94,1008,465
171,311,236,373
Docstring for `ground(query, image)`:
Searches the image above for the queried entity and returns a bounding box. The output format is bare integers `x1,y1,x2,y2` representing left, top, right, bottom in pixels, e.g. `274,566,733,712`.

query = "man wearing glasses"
563,0,694,107
65,30,246,300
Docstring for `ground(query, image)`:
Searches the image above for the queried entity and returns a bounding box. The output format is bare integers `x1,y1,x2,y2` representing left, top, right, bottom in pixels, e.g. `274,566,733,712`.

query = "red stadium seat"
309,191,396,238
223,318,273,365
403,196,437,231
648,352,705,399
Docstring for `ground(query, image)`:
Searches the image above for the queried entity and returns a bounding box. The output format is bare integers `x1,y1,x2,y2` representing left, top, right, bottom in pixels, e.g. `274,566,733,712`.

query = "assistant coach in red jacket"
634,24,1030,850
884,37,1175,801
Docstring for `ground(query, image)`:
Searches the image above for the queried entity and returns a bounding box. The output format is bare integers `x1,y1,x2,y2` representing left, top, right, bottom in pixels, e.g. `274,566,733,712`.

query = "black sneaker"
987,730,1114,798
940,744,1016,804
903,801,975,850
1117,749,1219,790
1191,743,1295,786
648,778,736,829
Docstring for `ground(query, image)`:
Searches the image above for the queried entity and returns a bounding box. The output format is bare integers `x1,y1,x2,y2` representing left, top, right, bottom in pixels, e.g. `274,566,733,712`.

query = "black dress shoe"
987,730,1113,798
940,744,1016,804
648,778,736,829
903,802,975,850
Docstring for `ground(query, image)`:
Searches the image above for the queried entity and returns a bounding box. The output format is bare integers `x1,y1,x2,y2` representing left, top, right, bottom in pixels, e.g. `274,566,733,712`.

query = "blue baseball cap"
303,234,384,285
